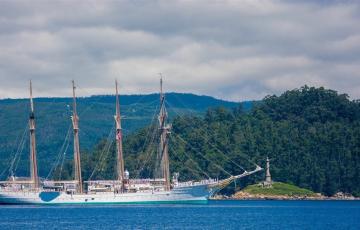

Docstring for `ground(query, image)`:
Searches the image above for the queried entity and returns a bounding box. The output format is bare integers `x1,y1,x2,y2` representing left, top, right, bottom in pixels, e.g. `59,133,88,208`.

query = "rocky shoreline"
211,191,360,201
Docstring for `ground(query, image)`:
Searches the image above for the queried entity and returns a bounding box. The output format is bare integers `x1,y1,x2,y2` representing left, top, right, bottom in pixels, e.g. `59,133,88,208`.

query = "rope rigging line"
88,126,115,180
136,103,159,158
57,133,71,180
0,124,27,179
75,84,111,118
134,104,161,178
164,99,235,177
168,143,211,179
8,126,28,177
133,130,157,178
169,150,203,181
75,83,161,180
135,149,156,179
122,98,159,116
204,124,260,169
76,83,160,122
45,125,72,180
166,100,258,170
95,138,115,179
44,102,73,180
88,124,115,180
199,133,246,171
170,93,200,115
0,163,8,179
172,131,232,177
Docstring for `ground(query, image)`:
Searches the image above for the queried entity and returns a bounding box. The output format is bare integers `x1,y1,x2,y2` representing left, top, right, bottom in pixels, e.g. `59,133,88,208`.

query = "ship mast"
114,80,125,191
29,80,39,189
158,76,171,191
71,80,83,193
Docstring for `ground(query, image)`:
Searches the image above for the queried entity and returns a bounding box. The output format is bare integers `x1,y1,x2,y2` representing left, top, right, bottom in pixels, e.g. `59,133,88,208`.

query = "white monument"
262,157,273,187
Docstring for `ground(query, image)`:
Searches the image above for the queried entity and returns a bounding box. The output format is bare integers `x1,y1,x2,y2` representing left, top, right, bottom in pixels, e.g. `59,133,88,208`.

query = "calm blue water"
0,200,359,229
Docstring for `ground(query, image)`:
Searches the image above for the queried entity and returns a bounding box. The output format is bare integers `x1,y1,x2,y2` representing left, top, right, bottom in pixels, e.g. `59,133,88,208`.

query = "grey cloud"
0,0,359,100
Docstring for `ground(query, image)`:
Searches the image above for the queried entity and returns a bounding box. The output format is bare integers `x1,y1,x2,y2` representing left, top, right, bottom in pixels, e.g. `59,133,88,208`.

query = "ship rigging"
0,79,262,204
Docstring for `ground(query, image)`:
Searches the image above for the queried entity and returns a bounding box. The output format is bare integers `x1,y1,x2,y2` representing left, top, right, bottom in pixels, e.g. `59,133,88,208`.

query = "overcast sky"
0,0,359,101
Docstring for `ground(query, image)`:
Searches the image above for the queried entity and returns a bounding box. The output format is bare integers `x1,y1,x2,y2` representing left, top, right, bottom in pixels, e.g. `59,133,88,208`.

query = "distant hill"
0,93,242,178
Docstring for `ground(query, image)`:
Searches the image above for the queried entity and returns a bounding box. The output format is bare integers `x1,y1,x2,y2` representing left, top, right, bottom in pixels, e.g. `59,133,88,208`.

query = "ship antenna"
29,80,39,189
114,79,125,192
71,80,83,193
158,75,171,191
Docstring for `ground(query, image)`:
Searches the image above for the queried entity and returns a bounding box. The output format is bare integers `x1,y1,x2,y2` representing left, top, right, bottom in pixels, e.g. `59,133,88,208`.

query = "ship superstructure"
0,79,262,204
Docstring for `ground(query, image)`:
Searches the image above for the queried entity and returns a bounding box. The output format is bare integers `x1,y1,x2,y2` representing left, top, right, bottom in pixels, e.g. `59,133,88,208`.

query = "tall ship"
0,79,262,204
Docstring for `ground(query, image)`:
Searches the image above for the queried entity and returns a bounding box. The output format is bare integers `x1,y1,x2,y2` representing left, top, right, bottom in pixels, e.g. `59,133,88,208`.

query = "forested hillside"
75,86,360,196
0,93,239,178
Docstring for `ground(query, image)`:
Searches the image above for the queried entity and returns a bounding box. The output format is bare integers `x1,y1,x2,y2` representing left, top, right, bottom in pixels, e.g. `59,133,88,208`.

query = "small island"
233,182,320,200
214,157,359,200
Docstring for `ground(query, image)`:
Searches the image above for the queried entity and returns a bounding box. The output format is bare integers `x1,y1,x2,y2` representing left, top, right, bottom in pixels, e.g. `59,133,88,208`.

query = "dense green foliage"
78,86,360,197
0,93,239,178
242,182,316,196
3,86,360,197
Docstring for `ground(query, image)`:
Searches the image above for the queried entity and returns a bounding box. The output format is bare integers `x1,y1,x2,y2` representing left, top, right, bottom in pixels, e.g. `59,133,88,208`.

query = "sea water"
0,200,359,229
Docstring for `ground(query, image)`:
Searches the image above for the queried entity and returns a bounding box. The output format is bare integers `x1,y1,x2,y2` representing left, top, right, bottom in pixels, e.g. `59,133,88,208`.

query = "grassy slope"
242,182,316,196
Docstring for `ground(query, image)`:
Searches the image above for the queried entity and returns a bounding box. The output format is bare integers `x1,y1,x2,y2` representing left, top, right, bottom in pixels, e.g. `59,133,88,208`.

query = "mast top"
159,73,163,100
72,80,78,117
72,80,76,95
29,80,34,113
115,79,119,97
115,79,120,113
115,79,122,130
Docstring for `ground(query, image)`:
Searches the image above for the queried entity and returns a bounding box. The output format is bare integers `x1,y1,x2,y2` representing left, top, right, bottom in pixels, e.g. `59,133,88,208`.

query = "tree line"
57,86,360,196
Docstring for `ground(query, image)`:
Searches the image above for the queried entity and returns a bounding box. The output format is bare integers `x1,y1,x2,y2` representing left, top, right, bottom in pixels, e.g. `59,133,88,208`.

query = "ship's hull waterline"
0,185,210,205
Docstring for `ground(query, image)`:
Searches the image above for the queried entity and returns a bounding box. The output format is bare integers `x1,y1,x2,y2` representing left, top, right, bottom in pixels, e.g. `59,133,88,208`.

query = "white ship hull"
0,184,211,205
